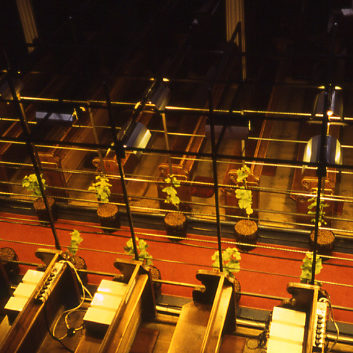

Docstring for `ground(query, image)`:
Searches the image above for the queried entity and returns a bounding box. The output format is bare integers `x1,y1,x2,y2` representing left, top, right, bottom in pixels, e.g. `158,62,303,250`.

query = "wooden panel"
167,271,236,353
75,259,156,353
167,302,211,353
92,110,155,201
0,252,81,353
222,118,272,218
157,115,207,211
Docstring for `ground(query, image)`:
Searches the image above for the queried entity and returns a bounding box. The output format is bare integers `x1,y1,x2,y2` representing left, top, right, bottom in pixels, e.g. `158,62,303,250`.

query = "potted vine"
162,174,187,240
307,195,335,255
22,173,57,222
89,174,120,232
62,229,88,284
233,165,258,250
300,251,323,285
124,236,161,299
212,247,241,302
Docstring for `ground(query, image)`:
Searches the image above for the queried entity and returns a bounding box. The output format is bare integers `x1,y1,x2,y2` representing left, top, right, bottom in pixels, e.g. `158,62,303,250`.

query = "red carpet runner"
1,211,353,323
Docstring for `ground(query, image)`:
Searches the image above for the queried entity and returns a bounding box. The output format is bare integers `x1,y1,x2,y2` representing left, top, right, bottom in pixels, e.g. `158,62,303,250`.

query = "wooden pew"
167,270,236,353
74,258,155,353
267,282,327,353
290,123,343,227
0,247,19,315
92,109,155,202
0,46,112,198
0,263,11,316
35,106,109,199
0,248,81,353
222,118,272,219
157,114,207,211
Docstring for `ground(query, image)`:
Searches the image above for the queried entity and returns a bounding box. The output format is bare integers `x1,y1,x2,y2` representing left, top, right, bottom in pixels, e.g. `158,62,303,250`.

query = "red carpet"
1,211,353,324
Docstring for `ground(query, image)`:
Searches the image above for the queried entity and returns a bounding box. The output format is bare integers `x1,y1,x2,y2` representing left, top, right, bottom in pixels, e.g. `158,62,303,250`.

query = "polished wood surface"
0,263,11,314
223,118,271,219
92,110,155,202
0,250,81,353
75,259,155,353
167,270,236,353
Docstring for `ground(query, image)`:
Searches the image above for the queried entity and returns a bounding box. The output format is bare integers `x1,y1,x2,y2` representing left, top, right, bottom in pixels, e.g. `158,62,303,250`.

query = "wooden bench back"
74,259,155,353
91,110,155,201
0,250,81,353
223,118,272,218
158,115,207,178
167,270,236,353
157,115,207,210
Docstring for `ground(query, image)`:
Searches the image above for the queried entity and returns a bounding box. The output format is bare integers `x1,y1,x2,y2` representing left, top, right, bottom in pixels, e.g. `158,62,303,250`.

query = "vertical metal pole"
7,72,61,250
161,112,173,175
310,90,329,285
208,88,223,272
87,103,105,172
103,83,139,261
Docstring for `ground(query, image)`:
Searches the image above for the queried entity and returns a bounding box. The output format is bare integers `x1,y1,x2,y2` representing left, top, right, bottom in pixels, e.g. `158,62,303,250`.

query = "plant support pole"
208,88,223,272
161,112,173,175
87,103,105,172
7,72,61,250
311,89,330,285
103,83,139,261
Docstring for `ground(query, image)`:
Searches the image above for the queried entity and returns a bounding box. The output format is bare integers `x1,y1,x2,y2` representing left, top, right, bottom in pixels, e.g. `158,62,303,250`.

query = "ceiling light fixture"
312,86,344,121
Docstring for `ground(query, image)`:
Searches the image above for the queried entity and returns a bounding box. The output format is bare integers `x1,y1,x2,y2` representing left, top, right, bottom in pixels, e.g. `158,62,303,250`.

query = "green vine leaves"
307,195,328,227
22,173,46,197
88,175,112,203
212,247,241,278
124,237,153,266
300,251,323,284
234,165,253,217
162,174,181,209
68,229,83,256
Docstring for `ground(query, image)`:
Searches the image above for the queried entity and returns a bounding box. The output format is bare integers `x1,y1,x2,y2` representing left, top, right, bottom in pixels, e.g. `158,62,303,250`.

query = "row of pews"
0,246,335,353
0,248,238,353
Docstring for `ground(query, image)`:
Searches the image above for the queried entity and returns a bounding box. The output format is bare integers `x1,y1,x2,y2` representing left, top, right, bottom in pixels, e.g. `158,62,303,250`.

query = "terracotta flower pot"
234,219,258,251
33,197,57,223
97,203,120,233
164,211,187,241
309,229,335,256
